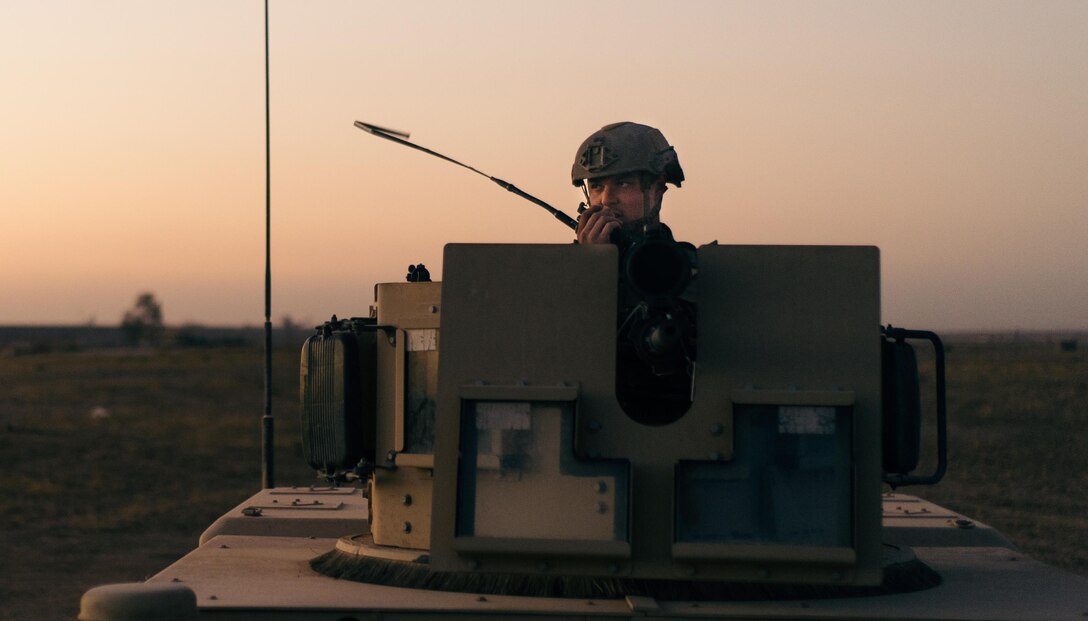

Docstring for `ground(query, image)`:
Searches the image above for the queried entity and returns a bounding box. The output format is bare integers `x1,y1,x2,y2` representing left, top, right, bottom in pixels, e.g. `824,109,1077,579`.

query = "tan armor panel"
371,282,442,548
428,243,880,585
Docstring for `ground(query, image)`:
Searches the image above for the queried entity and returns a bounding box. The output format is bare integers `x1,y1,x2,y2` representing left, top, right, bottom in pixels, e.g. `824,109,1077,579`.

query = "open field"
1,338,1086,619
915,337,1088,573
0,346,314,620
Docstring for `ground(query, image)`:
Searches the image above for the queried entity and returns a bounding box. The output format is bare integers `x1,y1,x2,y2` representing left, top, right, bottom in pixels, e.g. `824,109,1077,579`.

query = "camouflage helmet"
571,122,684,187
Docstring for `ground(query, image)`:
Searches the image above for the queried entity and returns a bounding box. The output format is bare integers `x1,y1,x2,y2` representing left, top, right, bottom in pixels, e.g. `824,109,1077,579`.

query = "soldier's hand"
577,204,621,245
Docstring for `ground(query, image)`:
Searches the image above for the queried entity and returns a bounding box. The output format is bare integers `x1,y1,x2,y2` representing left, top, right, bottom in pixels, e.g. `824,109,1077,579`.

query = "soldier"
571,123,695,423
572,122,685,245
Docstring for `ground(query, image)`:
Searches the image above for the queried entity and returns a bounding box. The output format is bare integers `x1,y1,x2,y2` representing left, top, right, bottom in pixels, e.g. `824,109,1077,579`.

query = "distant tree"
121,292,164,346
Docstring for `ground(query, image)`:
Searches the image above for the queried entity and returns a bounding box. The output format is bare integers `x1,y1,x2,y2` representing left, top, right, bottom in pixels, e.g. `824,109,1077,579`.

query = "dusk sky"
2,1,1085,330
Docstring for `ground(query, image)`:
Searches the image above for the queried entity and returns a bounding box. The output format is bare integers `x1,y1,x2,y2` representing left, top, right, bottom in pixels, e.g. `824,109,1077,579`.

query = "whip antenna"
354,121,578,231
261,0,274,489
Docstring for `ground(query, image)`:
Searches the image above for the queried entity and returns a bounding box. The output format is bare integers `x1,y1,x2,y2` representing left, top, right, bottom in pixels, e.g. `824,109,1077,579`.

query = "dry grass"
0,346,313,621
0,339,1084,619
911,339,1088,575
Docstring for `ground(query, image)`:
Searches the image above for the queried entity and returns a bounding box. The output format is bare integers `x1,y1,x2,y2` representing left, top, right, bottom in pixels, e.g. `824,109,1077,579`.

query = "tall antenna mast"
261,0,275,489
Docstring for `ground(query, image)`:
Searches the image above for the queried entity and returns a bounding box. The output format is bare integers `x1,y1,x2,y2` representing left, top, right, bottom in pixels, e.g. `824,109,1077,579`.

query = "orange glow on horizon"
2,1,1086,330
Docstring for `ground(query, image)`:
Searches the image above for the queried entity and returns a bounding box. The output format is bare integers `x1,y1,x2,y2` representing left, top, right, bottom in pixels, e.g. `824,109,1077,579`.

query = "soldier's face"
586,174,666,227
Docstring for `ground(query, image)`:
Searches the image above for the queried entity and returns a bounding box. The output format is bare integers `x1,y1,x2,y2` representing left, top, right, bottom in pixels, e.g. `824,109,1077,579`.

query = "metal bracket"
881,325,947,488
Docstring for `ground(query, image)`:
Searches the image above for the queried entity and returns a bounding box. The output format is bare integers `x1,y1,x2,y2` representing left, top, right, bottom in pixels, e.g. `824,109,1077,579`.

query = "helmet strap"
639,174,662,233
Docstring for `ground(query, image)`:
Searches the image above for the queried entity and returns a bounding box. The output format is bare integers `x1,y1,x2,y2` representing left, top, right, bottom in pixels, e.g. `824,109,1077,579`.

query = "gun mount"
79,240,1088,620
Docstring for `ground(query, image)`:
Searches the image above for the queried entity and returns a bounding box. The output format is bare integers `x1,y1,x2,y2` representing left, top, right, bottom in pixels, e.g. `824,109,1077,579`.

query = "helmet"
571,122,684,187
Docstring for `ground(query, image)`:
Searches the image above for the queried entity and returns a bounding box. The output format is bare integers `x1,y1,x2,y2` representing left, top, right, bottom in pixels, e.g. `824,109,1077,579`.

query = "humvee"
80,235,1088,620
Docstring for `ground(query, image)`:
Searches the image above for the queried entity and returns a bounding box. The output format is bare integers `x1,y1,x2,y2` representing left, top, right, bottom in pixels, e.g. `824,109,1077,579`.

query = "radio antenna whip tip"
353,120,411,139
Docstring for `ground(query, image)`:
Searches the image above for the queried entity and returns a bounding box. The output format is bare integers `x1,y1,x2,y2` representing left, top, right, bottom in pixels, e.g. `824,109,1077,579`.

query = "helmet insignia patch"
579,140,618,173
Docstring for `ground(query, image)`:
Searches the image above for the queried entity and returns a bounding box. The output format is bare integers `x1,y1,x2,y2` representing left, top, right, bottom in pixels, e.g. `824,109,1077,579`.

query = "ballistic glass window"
456,399,629,542
675,405,852,547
